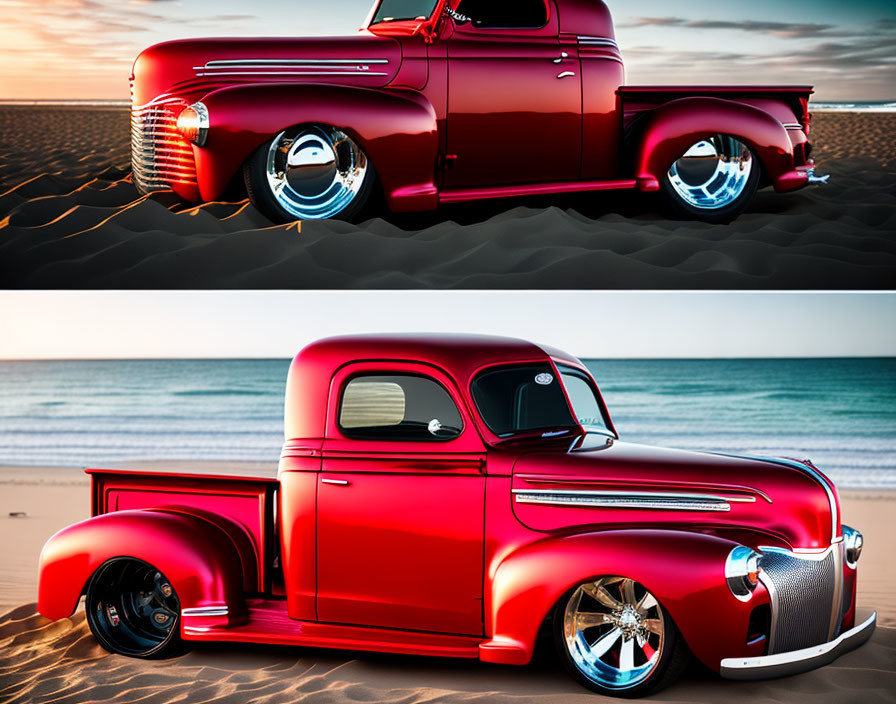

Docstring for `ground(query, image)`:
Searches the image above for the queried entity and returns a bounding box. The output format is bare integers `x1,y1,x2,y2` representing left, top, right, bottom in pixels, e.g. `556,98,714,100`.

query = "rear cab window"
339,373,463,441
454,0,548,29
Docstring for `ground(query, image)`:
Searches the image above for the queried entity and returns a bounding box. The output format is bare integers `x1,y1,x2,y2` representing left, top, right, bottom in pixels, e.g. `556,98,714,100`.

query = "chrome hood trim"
512,488,747,512
725,454,839,543
193,57,390,77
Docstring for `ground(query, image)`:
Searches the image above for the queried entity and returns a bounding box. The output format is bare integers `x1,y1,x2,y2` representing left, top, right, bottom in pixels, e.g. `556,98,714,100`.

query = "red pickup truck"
38,335,873,697
131,0,827,224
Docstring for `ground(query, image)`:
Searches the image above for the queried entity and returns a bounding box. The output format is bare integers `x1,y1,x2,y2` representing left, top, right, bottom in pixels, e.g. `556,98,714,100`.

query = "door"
442,0,581,187
316,366,486,635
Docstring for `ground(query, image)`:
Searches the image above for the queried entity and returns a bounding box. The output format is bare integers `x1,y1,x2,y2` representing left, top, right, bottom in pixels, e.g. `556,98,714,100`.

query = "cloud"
621,16,841,38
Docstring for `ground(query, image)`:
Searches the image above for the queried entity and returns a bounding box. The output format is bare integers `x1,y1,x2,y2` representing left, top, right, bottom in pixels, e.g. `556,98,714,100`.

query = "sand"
1,107,894,288
0,463,894,702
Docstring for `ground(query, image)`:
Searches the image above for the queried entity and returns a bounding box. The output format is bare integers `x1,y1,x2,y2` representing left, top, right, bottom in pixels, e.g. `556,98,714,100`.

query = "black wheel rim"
87,558,180,656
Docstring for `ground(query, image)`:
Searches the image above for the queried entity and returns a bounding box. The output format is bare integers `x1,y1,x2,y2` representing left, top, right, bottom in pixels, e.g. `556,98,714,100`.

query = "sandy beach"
1,107,894,289
1,462,894,703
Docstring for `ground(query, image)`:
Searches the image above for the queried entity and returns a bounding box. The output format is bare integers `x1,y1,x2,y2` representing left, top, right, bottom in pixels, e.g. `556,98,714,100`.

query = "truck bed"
618,85,813,129
88,468,279,593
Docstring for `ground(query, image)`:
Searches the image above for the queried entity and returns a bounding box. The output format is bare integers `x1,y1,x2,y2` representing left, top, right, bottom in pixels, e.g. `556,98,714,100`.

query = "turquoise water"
0,358,893,488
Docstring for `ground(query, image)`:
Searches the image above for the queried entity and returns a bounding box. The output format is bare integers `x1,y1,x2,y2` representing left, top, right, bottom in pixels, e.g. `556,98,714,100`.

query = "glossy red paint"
38,334,864,682
38,509,247,629
129,0,819,210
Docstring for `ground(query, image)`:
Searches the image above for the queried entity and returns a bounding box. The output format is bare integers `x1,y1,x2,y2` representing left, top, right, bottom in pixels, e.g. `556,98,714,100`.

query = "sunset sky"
0,0,893,101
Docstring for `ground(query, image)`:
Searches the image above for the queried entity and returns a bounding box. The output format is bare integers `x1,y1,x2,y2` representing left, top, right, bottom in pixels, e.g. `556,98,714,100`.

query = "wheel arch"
479,529,768,672
38,509,247,630
629,97,805,194
194,83,439,211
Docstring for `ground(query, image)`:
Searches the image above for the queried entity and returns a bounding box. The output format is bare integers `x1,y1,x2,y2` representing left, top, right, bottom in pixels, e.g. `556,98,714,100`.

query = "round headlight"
842,525,863,568
175,102,209,147
725,546,762,601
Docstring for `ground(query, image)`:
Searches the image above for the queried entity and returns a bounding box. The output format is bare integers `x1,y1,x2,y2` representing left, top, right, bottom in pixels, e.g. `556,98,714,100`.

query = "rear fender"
631,97,806,194
480,529,769,671
195,83,439,211
38,509,247,632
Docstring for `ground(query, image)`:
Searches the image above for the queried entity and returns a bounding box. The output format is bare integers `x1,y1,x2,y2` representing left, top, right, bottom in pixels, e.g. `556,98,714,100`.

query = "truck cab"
37,334,873,698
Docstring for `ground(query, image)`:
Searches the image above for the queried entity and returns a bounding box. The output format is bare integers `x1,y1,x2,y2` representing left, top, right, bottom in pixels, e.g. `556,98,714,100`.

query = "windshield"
371,0,439,23
470,362,611,438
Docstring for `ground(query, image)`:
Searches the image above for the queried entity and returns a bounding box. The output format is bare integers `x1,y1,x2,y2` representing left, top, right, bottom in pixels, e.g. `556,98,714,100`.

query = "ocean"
0,358,893,488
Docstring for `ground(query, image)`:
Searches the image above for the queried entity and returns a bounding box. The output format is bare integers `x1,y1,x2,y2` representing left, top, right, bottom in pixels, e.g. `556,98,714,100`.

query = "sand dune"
0,107,894,288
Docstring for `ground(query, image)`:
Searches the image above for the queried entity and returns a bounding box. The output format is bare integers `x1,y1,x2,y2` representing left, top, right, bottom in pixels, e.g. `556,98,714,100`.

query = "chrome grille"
129,81,197,194
760,544,842,654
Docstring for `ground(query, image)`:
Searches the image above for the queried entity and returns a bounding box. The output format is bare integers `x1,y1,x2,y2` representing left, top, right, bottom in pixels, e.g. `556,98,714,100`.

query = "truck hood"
131,34,402,107
511,440,840,550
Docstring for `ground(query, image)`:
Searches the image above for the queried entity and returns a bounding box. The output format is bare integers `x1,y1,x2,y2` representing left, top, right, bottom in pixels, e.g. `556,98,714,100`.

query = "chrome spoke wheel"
264,125,368,220
562,576,665,691
667,135,753,210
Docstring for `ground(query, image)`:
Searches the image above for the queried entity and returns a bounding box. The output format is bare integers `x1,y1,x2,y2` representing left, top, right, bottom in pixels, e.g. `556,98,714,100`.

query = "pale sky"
0,0,893,101
1,291,894,360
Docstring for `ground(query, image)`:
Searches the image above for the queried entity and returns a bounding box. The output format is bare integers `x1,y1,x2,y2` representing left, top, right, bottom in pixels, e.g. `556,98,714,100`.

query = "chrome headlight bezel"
725,545,763,602
175,102,209,147
842,525,863,568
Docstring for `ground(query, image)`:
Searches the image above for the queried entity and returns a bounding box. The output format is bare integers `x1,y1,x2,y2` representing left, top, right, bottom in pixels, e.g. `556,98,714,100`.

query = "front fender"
37,509,247,631
480,529,770,671
631,97,807,194
195,83,439,211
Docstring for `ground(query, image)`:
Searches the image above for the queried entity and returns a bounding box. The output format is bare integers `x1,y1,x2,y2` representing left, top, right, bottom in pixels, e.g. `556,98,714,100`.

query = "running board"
182,599,482,659
439,179,637,204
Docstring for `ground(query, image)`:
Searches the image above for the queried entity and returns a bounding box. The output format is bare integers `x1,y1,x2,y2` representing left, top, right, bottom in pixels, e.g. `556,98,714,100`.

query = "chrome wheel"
264,125,368,220
667,135,753,211
562,576,665,691
86,558,181,657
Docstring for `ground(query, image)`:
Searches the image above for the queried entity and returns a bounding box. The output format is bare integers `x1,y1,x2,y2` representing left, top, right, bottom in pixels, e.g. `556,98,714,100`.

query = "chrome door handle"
557,71,575,79
552,51,569,64
321,478,349,486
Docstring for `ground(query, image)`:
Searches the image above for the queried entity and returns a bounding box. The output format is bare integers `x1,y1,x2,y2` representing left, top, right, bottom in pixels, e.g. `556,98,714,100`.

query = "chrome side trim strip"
720,612,876,681
512,489,731,512
199,58,390,66
782,123,803,130
194,71,389,77
182,606,229,617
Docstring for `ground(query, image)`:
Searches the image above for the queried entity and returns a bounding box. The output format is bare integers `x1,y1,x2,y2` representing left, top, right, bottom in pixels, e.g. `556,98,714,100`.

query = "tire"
554,576,689,698
85,557,183,658
244,124,375,223
660,134,759,224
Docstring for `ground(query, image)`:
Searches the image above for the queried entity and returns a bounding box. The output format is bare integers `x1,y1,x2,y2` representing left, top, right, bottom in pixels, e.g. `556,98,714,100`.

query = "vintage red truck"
130,0,829,225
38,334,873,697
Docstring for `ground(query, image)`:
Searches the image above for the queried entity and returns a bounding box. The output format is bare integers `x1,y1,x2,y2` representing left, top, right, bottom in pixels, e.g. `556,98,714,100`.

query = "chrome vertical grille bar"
129,85,198,194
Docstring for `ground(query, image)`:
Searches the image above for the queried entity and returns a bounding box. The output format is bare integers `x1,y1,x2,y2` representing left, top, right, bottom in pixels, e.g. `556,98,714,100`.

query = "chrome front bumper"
720,612,876,680
806,167,830,185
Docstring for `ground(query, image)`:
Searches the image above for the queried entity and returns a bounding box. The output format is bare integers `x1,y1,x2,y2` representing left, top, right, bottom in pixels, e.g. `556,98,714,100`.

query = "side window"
339,374,463,441
455,0,547,29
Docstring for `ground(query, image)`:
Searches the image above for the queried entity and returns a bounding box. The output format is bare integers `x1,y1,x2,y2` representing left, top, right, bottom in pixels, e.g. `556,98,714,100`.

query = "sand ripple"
1,604,894,704
0,108,894,288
